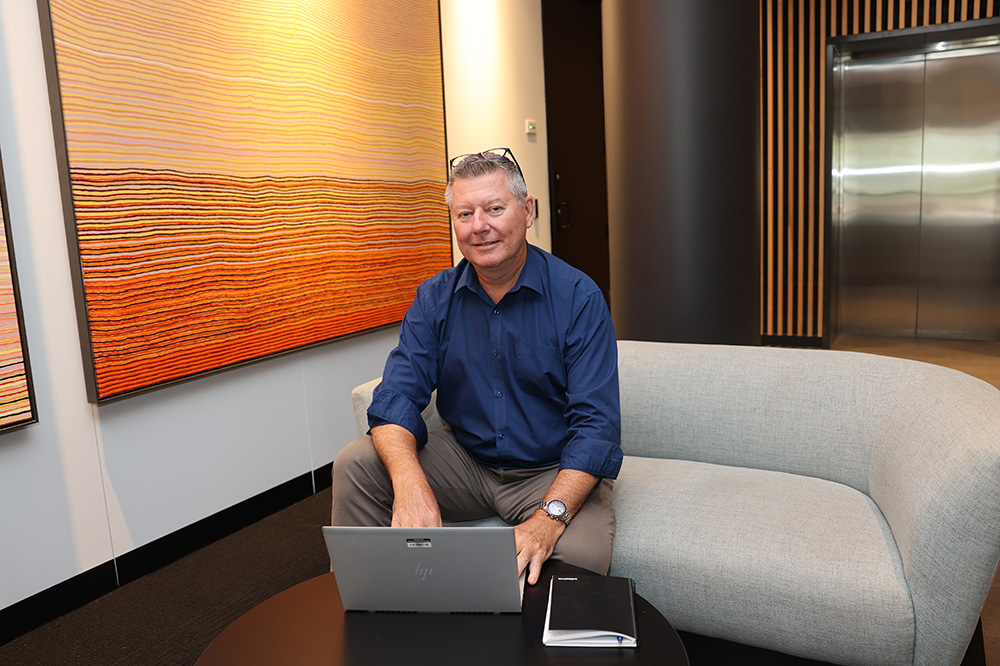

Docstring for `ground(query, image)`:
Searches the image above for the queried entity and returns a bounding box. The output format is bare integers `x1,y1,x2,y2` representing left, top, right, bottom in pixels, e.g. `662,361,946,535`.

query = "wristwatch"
539,499,572,525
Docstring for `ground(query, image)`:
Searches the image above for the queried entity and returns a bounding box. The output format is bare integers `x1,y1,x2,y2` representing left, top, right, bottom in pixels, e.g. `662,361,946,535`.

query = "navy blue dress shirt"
368,244,622,479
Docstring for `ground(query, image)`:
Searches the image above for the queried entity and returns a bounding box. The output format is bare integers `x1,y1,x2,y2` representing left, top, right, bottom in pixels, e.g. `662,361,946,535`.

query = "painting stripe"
69,169,449,397
0,189,32,427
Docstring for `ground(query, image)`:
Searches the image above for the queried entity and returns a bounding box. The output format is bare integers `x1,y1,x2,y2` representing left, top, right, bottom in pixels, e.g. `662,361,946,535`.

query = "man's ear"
524,196,535,230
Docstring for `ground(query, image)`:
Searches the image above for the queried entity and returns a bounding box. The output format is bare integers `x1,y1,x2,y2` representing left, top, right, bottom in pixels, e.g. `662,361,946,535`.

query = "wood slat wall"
760,0,1000,344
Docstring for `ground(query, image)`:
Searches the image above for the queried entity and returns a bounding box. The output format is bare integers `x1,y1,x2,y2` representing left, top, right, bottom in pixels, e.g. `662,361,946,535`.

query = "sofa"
346,340,1000,666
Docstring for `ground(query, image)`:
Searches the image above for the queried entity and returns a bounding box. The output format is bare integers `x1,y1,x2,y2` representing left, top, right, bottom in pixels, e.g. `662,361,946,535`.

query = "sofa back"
617,339,996,494
351,340,998,497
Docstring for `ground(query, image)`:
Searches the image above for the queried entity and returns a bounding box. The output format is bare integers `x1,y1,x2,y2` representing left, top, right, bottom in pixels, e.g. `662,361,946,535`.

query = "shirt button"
496,391,503,398
493,350,499,357
492,308,499,315
499,434,506,440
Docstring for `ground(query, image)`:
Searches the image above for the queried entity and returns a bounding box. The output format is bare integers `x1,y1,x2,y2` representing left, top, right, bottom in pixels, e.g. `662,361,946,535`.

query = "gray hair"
445,153,528,207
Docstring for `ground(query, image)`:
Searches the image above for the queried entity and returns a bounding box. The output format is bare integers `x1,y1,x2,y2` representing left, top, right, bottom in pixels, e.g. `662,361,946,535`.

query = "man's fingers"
516,543,547,585
514,515,564,585
517,549,530,577
527,553,545,586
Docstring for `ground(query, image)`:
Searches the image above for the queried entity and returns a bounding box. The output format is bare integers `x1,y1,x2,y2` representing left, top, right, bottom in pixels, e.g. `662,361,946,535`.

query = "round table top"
197,560,689,666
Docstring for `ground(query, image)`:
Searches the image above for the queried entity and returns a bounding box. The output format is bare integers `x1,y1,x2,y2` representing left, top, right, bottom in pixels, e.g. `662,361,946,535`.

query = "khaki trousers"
331,429,616,575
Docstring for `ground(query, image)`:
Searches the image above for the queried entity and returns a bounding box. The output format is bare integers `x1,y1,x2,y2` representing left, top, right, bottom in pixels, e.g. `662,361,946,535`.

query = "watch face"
547,500,567,517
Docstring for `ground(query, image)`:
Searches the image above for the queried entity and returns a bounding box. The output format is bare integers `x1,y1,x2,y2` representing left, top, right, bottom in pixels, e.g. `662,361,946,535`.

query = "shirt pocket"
513,342,566,397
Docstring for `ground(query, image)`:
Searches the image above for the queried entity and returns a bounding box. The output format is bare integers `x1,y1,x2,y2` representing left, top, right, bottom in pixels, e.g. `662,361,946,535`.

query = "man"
332,148,621,585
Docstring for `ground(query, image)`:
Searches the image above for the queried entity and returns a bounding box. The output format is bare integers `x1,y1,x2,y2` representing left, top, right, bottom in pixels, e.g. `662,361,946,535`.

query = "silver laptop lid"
322,526,524,614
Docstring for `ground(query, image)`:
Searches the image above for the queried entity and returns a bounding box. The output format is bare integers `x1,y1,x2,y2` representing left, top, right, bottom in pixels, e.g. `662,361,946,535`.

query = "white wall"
0,0,548,613
440,0,551,261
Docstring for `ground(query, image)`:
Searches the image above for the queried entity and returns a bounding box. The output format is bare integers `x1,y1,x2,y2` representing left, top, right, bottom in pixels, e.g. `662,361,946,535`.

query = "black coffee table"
197,560,689,665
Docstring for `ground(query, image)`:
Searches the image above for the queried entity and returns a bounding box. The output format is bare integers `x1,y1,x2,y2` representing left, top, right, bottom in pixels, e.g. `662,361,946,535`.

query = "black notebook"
542,574,638,648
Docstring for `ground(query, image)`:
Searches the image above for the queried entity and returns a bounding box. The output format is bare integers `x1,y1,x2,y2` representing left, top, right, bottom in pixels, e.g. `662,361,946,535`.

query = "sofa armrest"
350,378,445,437
351,378,382,436
869,367,1000,666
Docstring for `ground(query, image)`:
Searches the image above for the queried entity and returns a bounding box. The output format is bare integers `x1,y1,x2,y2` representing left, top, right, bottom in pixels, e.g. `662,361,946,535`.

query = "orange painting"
44,0,451,402
0,158,36,431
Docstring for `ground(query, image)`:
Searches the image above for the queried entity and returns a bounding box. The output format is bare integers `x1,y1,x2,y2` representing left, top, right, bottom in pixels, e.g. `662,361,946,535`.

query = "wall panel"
604,0,760,345
761,0,1000,343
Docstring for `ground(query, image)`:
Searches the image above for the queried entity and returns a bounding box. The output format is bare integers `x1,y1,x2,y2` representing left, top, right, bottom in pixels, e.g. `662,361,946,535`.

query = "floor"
0,488,335,666
832,336,1000,390
831,335,1000,665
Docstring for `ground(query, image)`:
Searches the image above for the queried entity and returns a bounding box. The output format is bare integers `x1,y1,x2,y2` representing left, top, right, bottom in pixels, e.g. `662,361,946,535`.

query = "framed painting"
0,152,37,432
39,0,452,402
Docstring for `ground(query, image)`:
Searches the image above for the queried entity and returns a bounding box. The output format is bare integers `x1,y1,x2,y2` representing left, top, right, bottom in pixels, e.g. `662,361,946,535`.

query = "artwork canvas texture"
0,159,36,431
45,0,451,402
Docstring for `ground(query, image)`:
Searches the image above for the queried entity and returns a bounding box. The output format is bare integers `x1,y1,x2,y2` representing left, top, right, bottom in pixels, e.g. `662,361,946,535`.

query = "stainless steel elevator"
832,38,1000,341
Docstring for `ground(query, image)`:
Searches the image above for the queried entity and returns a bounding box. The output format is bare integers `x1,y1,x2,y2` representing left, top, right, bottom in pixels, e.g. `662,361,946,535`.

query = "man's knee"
332,437,381,485
551,479,616,574
552,523,615,575
331,436,392,526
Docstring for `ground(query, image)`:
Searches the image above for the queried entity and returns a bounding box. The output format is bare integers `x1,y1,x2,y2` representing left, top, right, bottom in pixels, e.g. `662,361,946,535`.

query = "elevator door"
837,44,1000,341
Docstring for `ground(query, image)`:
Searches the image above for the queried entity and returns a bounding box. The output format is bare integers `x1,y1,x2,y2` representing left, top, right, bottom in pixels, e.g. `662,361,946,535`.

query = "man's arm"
370,423,442,527
513,283,621,584
514,468,597,585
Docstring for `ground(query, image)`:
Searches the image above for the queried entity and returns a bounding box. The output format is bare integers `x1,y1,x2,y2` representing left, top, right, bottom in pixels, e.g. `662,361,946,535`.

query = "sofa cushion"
609,456,915,666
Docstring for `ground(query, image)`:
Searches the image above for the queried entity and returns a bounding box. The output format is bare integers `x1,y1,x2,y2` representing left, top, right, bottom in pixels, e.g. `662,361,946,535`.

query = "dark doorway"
541,0,611,301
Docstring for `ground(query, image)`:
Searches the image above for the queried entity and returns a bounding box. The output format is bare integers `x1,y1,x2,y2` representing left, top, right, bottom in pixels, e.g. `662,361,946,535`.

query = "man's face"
450,171,534,276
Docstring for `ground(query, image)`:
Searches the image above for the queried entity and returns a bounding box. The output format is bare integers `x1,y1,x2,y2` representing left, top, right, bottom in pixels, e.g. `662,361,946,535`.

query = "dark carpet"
0,488,333,666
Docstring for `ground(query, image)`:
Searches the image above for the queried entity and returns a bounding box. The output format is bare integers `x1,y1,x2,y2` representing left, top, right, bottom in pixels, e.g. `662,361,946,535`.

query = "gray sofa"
346,340,1000,666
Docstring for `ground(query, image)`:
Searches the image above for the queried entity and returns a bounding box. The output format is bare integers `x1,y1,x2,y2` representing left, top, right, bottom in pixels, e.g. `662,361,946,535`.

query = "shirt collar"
455,244,544,298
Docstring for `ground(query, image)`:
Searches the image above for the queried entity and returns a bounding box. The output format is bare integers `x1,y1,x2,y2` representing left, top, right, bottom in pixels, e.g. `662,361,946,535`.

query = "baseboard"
761,335,824,349
0,463,333,646
0,560,119,647
314,461,333,491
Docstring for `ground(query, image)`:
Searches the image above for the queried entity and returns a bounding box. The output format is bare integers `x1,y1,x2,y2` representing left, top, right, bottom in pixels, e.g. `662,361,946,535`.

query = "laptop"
322,526,525,613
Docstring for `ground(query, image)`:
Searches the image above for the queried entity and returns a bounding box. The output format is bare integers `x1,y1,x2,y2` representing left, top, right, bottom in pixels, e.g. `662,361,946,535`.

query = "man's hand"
370,423,442,527
515,468,599,585
390,474,443,527
515,511,565,585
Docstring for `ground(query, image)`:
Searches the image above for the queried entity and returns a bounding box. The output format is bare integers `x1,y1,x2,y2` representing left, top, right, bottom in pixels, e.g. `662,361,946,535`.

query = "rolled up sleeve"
368,389,429,448
366,290,441,448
